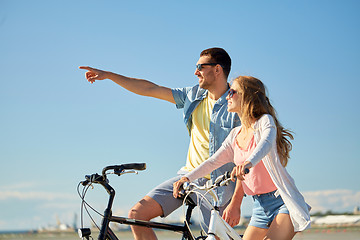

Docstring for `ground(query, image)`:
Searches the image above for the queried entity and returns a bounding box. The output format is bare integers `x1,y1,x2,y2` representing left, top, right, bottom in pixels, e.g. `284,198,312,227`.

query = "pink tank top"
233,132,277,196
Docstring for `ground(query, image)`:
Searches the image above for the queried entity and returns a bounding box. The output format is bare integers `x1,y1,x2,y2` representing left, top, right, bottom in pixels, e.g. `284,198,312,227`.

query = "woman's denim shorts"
249,190,289,229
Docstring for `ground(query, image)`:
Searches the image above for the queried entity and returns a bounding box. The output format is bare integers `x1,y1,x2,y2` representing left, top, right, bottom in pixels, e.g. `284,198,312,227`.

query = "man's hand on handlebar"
172,176,190,198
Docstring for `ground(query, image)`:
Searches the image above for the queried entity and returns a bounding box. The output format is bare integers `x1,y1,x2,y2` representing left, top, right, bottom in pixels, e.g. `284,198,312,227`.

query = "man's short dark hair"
200,47,231,78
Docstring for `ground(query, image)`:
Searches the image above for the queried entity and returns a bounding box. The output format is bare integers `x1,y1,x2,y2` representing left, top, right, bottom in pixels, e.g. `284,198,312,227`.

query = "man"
79,47,241,240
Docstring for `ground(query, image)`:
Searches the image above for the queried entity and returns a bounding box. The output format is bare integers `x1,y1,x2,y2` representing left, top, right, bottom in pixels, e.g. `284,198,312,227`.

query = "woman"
173,76,311,240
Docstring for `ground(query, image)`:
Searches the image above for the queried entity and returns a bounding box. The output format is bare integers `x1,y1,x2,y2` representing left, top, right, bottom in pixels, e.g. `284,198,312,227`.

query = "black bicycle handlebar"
182,168,250,192
214,168,249,187
81,163,147,186
110,163,147,171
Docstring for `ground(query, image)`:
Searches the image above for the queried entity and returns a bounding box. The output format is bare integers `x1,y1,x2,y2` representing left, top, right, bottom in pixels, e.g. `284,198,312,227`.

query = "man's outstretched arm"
79,66,175,104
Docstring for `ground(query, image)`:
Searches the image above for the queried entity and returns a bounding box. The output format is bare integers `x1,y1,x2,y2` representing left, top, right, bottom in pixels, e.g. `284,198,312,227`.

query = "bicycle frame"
78,164,198,240
96,178,195,240
79,164,244,240
206,209,242,240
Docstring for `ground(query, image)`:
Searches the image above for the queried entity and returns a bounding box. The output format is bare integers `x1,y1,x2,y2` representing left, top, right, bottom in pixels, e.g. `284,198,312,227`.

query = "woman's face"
226,81,242,113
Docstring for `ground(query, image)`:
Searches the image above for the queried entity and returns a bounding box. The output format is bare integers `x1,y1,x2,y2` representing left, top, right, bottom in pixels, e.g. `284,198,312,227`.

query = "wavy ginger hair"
233,76,294,167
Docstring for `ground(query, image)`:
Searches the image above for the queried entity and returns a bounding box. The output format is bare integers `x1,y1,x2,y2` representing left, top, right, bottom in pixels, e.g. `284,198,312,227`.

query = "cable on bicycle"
181,190,198,240
78,182,104,218
180,186,216,239
194,188,216,235
180,172,235,238
77,181,104,232
79,184,101,231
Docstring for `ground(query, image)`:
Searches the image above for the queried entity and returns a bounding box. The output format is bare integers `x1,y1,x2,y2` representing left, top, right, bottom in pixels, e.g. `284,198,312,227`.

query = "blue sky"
1,0,359,231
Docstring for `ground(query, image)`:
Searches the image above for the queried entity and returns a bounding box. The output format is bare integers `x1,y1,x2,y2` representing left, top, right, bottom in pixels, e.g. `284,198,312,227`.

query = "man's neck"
207,80,229,100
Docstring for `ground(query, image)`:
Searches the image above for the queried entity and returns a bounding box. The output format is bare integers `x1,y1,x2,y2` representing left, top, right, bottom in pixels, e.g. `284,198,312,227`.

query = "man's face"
194,56,217,89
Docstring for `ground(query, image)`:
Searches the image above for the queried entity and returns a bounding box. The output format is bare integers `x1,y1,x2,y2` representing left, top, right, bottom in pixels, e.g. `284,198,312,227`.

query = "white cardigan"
186,114,311,232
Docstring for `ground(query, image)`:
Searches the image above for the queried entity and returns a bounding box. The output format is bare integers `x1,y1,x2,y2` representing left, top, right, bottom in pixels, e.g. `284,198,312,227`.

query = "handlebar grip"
102,163,147,176
223,169,248,180
81,180,90,186
122,163,146,171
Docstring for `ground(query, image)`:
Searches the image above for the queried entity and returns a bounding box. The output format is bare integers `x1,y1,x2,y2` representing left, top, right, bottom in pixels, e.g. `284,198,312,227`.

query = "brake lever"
114,170,138,176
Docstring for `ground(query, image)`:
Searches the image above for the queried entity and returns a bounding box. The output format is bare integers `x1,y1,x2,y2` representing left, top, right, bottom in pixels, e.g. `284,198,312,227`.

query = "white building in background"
354,206,360,215
311,215,360,226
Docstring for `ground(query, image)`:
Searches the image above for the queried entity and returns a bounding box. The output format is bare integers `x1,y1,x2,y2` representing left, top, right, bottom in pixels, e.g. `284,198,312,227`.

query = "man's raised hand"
79,66,108,83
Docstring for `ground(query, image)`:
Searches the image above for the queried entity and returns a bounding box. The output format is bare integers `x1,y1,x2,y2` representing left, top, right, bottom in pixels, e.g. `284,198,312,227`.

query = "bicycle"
77,163,244,240
180,171,246,240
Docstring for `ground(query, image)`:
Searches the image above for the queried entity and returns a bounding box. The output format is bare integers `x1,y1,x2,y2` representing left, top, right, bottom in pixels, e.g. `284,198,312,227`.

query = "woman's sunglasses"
227,89,237,98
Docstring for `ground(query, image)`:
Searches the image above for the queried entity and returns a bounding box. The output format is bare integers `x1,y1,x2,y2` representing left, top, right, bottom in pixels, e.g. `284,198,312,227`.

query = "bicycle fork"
206,209,242,240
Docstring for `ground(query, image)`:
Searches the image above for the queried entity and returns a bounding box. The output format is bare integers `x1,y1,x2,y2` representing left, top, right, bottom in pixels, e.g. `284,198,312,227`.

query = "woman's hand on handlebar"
231,162,252,181
172,176,190,198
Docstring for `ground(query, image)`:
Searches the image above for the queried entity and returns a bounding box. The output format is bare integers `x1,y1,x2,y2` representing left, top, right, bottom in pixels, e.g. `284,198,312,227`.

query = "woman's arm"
173,129,238,198
222,179,244,227
246,115,277,167
172,146,233,198
185,129,238,182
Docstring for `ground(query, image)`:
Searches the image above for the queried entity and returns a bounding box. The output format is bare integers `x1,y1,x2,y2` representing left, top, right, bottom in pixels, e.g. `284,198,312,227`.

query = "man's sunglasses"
227,89,237,98
196,63,219,71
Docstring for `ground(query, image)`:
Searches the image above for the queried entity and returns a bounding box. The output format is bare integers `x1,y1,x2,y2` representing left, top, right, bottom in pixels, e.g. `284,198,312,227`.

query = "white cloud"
0,181,78,202
0,181,41,191
40,201,78,209
0,191,76,201
303,189,360,213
